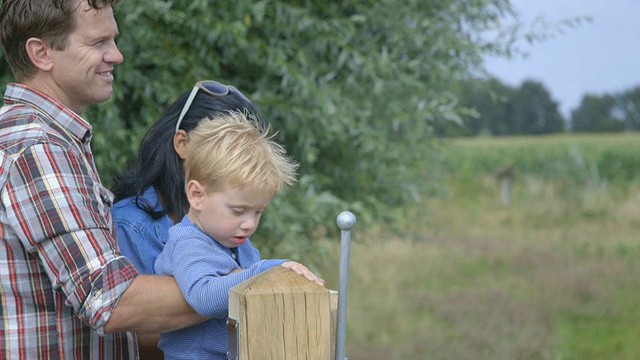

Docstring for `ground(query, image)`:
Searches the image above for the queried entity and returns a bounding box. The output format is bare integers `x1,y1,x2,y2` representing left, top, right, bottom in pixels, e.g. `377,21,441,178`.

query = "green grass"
319,133,640,359
441,133,640,184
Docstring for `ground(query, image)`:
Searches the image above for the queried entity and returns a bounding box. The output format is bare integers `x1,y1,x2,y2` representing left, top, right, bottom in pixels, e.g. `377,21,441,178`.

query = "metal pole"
335,210,356,360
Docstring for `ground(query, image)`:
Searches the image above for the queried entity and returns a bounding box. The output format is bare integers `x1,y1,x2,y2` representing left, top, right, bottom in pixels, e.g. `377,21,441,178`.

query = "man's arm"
136,332,163,360
5,133,205,335
105,274,207,333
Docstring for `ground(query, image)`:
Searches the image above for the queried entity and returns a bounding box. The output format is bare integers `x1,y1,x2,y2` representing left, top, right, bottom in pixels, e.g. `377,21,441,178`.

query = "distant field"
321,133,640,359
441,133,640,183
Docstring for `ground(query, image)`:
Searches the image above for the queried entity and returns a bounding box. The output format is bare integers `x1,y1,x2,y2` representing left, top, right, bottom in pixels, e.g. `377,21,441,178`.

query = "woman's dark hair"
111,86,262,222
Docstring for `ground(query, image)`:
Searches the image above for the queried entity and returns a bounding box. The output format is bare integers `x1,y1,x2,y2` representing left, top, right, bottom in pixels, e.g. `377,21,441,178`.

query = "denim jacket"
112,186,173,274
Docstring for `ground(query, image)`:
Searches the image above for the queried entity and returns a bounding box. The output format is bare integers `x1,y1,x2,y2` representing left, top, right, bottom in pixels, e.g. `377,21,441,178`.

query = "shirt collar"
141,186,164,212
3,83,92,142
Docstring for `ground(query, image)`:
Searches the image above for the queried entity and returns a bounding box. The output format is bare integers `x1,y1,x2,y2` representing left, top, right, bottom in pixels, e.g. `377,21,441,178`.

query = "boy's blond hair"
184,110,298,196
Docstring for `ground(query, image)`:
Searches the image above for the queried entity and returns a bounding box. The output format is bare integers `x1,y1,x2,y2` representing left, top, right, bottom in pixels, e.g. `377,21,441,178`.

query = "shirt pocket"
94,183,114,218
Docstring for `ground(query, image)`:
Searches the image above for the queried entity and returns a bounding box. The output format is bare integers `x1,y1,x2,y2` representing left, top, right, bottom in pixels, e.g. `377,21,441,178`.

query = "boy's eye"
232,208,245,215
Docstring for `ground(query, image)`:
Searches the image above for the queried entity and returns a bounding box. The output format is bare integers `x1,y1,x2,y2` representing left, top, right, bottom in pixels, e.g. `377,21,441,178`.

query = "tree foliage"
1,0,520,259
445,77,564,137
449,77,515,136
571,94,618,133
510,79,564,134
570,86,640,133
619,86,640,131
445,78,640,137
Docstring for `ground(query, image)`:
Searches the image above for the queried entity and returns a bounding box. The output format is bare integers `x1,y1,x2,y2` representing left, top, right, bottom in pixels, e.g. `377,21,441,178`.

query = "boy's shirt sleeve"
259,258,287,272
155,232,282,318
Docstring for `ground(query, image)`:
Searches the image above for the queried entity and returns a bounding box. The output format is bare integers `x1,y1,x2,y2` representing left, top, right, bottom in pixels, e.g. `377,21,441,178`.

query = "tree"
619,86,640,131
446,77,516,137
509,79,564,134
1,0,521,258
452,77,564,137
571,94,619,133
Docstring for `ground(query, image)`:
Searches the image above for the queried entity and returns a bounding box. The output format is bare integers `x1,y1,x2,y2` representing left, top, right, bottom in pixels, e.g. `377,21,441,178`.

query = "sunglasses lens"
200,81,229,96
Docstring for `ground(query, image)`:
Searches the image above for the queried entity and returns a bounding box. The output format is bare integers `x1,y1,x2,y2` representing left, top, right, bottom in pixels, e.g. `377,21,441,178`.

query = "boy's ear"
174,129,189,160
186,180,206,210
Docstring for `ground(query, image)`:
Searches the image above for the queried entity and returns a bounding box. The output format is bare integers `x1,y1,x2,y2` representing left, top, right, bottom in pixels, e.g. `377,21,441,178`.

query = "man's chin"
94,92,113,104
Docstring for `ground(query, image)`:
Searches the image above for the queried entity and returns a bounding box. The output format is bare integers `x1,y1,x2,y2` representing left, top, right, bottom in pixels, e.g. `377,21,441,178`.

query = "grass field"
320,133,640,359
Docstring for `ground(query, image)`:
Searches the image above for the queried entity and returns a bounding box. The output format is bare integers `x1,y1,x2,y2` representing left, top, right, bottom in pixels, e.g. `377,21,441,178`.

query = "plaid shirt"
0,83,139,359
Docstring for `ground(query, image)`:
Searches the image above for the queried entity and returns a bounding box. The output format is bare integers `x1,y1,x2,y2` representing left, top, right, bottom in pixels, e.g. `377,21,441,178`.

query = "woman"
111,80,261,359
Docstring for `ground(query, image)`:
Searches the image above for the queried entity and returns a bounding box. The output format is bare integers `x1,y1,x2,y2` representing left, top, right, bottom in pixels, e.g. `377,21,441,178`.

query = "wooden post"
329,290,338,359
228,266,336,359
496,165,515,208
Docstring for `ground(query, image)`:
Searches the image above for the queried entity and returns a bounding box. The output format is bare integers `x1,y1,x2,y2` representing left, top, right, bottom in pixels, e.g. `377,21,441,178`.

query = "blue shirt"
111,186,173,274
154,216,285,360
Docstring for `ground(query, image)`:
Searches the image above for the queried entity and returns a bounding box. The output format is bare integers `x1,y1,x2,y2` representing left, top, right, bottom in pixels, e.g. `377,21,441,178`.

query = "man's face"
48,1,123,113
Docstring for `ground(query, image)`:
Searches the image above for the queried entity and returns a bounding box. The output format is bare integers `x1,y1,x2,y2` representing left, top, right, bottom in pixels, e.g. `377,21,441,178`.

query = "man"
0,1,204,359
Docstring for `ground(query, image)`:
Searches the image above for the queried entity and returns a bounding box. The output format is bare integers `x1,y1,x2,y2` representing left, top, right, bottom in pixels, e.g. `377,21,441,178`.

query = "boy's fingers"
282,262,324,285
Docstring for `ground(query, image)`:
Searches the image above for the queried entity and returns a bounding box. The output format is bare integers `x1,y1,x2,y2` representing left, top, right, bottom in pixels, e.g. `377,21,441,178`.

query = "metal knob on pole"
335,210,356,360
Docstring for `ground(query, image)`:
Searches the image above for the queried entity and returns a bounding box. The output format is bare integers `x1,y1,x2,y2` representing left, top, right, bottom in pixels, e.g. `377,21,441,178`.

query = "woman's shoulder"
112,187,162,220
113,188,173,274
112,196,153,224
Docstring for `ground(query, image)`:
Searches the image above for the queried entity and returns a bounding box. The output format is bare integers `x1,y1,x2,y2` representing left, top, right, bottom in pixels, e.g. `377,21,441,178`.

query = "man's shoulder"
0,105,47,151
0,106,49,190
0,104,75,156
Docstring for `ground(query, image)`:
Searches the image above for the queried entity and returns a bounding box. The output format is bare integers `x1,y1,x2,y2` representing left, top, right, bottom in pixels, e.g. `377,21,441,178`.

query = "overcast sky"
484,0,640,117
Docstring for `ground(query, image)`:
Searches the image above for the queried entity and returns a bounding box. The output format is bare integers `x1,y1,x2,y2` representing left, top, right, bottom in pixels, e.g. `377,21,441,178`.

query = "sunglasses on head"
174,80,250,133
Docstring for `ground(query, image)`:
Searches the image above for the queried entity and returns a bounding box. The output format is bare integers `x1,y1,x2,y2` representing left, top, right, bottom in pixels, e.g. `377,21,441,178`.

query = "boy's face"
188,182,271,248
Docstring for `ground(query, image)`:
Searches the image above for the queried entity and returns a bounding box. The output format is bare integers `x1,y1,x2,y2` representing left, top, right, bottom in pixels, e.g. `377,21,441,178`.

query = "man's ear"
186,180,206,210
25,37,53,72
174,129,190,160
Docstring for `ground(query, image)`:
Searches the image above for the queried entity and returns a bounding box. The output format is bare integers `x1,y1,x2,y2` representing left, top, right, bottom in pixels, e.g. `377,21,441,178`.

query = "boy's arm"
156,238,272,318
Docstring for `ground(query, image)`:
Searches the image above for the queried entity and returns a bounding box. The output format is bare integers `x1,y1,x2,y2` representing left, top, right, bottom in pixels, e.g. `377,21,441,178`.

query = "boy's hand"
282,261,325,286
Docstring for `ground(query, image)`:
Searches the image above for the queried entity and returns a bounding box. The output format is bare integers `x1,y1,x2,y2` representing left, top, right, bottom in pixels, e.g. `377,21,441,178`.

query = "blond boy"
154,111,324,359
